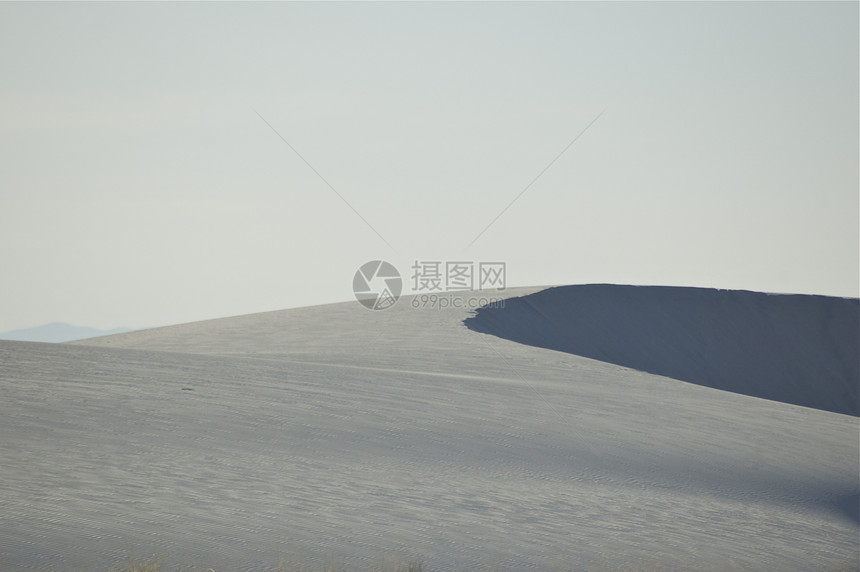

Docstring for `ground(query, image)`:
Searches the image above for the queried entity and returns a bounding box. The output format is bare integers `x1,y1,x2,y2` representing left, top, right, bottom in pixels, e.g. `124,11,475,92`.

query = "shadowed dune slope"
465,285,860,416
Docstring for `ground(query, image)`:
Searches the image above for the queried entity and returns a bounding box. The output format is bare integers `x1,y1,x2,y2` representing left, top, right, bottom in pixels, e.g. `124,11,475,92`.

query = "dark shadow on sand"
465,285,859,416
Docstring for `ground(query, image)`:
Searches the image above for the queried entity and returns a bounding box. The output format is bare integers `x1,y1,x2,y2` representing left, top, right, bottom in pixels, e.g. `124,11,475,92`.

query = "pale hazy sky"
1,2,857,331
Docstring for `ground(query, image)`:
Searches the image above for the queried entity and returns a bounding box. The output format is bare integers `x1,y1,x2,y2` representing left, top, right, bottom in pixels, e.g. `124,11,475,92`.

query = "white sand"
0,286,857,570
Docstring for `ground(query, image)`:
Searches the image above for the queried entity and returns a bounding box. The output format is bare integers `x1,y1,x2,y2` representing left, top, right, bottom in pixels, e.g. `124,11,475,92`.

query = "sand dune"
465,285,860,416
1,286,857,570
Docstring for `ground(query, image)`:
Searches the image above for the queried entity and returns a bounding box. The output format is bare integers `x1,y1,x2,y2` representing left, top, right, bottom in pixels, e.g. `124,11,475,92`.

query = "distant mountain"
0,322,132,343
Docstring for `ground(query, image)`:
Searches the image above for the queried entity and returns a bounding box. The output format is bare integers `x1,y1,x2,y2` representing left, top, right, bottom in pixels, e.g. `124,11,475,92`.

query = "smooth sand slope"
0,285,857,570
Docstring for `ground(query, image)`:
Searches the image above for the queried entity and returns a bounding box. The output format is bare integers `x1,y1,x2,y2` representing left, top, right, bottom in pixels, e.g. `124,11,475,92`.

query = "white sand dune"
465,285,860,416
0,285,857,570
